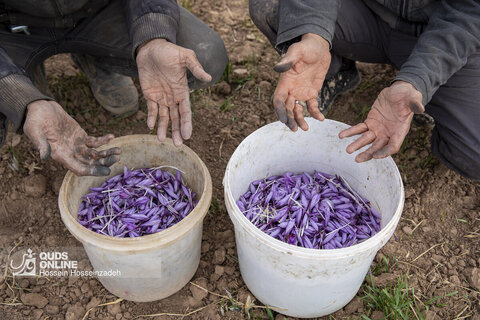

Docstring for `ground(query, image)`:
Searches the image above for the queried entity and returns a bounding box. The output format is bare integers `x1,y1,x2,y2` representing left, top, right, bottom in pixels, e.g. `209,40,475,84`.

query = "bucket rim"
223,119,404,259
58,135,212,252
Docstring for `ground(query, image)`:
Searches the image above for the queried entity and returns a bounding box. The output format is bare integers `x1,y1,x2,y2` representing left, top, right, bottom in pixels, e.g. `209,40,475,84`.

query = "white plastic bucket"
223,118,404,318
59,135,212,302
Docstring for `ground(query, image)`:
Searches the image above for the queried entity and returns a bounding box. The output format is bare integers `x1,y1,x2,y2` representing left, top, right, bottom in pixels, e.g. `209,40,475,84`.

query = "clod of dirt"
20,293,48,308
190,277,208,301
233,68,248,80
344,297,363,313
231,42,262,62
370,273,397,287
215,230,234,241
214,265,225,276
135,110,147,121
107,302,122,316
44,304,60,315
51,175,64,195
201,241,210,253
402,226,414,235
65,304,85,320
24,174,47,197
449,275,461,286
217,81,231,95
32,309,43,320
224,266,235,275
213,248,226,264
258,80,272,92
19,279,29,288
370,311,386,320
10,134,21,147
466,267,480,290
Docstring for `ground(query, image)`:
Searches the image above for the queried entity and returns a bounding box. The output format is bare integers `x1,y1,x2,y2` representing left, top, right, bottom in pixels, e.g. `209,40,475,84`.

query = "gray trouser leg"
72,2,228,89
250,0,480,180
249,0,279,49
176,7,229,88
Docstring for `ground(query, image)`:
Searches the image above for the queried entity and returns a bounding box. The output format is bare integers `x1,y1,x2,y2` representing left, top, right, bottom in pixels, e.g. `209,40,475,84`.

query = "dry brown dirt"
1,0,480,319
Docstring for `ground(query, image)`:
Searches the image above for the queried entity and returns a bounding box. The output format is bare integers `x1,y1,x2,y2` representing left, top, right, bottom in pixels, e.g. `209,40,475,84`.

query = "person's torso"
0,0,110,28
1,0,90,18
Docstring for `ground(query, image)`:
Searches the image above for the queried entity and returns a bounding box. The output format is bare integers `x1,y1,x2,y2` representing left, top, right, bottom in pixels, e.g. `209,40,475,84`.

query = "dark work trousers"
249,0,480,180
0,1,228,89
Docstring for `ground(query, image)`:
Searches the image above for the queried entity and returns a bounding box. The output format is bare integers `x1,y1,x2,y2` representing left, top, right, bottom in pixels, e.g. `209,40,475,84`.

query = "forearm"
394,0,480,105
0,48,52,133
276,0,339,52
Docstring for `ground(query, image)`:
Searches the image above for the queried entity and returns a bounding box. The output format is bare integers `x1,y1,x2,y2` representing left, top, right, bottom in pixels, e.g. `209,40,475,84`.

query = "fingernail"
40,144,51,161
409,101,424,114
273,61,293,73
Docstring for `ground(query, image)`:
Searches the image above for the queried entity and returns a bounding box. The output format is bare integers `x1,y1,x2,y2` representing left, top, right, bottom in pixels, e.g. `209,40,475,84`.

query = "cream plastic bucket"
59,135,212,302
223,119,404,317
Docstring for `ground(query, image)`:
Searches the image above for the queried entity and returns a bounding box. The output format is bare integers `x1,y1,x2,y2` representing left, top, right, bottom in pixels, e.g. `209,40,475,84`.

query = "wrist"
26,99,48,113
137,38,167,57
301,33,330,50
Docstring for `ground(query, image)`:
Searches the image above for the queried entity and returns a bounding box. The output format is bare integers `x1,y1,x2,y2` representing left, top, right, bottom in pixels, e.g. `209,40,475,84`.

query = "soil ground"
1,0,479,319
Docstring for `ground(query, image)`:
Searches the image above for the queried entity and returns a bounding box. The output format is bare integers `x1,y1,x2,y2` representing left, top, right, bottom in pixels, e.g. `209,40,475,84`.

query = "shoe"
317,59,361,113
413,113,435,126
71,53,139,116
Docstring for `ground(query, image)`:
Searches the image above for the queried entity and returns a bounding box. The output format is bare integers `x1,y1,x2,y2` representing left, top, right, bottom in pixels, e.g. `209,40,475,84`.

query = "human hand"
136,39,212,146
23,100,121,176
339,81,424,162
273,33,331,131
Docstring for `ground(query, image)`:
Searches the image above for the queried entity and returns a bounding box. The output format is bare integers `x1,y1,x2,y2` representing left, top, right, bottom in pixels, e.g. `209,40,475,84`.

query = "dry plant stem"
81,298,123,320
412,242,446,262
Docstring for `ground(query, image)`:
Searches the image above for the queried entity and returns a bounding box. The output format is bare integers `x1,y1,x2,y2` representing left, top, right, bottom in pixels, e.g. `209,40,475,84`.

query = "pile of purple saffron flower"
237,171,381,249
78,166,198,238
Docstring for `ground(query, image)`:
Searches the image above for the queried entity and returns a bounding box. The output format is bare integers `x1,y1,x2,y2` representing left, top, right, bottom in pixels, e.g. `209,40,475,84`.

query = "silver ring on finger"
295,100,307,108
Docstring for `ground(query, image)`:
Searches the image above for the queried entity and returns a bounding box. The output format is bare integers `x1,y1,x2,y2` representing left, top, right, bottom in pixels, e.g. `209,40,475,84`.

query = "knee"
249,0,279,36
188,32,228,89
431,128,480,181
249,0,268,29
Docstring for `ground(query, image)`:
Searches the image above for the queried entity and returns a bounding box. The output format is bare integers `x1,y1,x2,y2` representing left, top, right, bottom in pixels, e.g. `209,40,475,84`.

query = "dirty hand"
136,39,212,146
23,100,121,176
339,81,424,162
273,33,331,131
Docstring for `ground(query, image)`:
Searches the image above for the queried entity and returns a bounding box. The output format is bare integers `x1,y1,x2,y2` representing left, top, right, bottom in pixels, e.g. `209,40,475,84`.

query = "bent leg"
70,2,227,89
176,6,228,89
329,0,391,77
249,0,279,48
426,53,480,180
249,0,390,77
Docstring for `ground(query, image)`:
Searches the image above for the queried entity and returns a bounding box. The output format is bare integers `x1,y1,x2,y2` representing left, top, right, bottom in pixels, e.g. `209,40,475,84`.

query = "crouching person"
0,0,228,176
249,0,480,180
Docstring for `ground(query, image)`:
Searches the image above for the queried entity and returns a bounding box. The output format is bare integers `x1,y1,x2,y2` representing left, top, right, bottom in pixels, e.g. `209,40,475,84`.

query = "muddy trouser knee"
249,0,480,180
249,0,279,48
425,54,480,181
0,1,227,91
